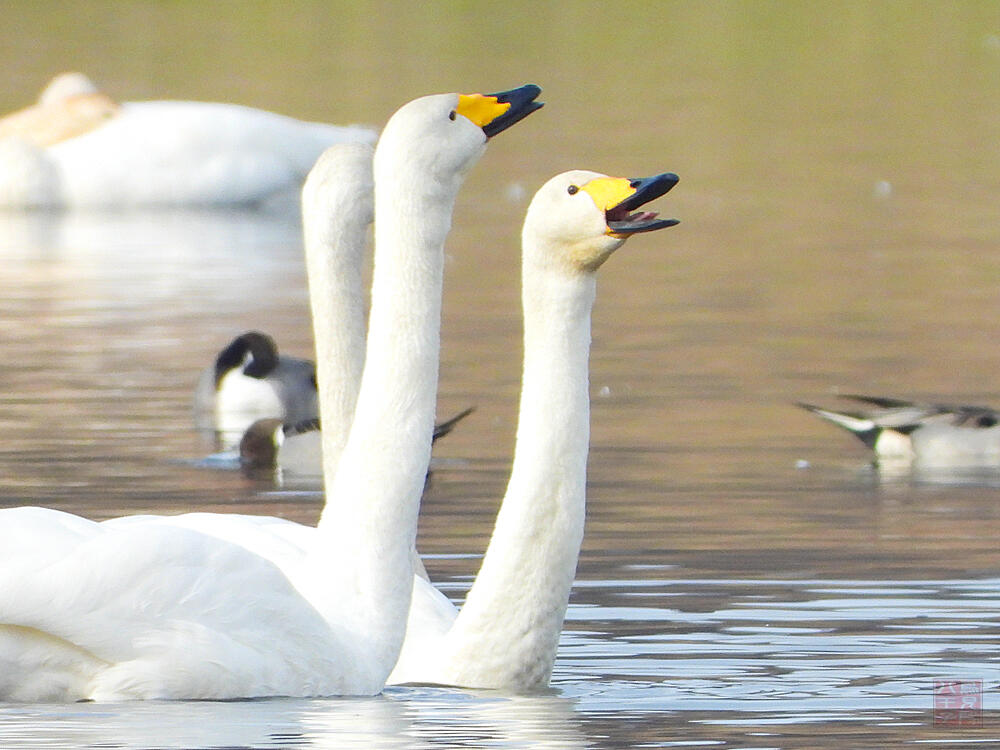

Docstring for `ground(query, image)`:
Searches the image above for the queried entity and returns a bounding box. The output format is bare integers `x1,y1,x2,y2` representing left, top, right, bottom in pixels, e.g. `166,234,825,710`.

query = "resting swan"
0,85,543,701
388,169,680,689
0,72,377,207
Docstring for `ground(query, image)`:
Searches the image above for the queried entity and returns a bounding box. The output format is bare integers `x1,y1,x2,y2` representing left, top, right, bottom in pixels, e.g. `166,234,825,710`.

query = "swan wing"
0,508,362,700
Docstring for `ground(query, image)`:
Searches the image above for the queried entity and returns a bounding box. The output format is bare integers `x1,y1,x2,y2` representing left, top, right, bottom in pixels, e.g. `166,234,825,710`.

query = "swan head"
523,170,679,273
303,142,375,228
38,72,100,105
375,85,543,187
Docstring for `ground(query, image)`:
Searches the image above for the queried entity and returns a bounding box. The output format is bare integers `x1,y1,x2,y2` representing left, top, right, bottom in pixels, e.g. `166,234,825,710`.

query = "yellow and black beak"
605,173,680,236
455,84,544,138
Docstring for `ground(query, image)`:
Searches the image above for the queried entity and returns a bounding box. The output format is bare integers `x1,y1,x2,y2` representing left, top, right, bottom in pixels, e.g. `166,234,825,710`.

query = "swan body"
194,331,318,445
389,169,679,689
0,85,543,701
799,394,1000,466
0,73,377,208
0,508,367,701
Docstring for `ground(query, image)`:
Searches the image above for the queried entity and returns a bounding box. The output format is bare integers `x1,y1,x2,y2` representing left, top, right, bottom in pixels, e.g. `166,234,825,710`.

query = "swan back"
43,101,375,207
0,71,379,207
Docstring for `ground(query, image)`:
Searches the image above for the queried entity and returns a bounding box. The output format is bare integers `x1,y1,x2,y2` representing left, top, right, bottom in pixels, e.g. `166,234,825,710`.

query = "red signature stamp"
933,680,982,727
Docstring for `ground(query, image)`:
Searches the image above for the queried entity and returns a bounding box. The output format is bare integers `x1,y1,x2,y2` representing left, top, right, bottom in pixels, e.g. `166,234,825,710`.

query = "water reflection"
1,575,993,747
561,577,999,717
0,690,591,750
0,206,301,288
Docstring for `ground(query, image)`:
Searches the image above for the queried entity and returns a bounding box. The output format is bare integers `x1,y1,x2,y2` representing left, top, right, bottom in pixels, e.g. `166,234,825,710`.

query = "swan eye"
448,110,457,121
567,185,579,195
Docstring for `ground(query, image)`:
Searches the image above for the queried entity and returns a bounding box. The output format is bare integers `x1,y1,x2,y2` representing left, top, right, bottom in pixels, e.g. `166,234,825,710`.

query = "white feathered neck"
315,94,486,676
302,143,373,473
435,229,597,689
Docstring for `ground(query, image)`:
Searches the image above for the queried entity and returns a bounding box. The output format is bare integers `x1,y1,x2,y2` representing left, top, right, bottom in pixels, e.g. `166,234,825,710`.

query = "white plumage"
0,85,542,701
0,73,376,208
232,156,678,691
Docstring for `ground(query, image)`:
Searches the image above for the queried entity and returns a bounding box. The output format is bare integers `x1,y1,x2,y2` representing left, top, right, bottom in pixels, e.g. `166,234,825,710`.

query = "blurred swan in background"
0,84,543,701
0,72,376,208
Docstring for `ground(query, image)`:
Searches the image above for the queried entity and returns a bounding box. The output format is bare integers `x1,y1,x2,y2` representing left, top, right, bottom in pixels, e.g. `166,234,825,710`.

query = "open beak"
605,173,680,236
455,84,544,138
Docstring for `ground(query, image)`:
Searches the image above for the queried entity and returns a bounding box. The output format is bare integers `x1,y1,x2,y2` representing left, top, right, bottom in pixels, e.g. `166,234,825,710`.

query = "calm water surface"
1,2,1000,747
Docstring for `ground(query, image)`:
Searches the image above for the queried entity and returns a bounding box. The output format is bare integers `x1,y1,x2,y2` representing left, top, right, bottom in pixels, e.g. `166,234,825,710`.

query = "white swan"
0,72,377,208
799,394,1000,466
388,169,680,689
239,165,679,688
194,331,319,445
0,84,543,701
301,142,375,470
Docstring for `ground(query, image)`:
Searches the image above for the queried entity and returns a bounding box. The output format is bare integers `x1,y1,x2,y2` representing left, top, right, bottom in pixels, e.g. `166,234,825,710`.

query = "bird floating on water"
798,394,1000,467
0,83,543,701
0,72,377,208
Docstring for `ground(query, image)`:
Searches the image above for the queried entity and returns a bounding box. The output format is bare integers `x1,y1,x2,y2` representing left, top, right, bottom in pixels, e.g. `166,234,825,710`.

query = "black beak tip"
481,84,544,138
617,172,680,212
489,83,542,103
644,172,679,194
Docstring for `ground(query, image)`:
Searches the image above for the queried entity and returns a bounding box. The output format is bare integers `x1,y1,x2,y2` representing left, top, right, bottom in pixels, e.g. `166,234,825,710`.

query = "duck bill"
606,172,680,236
460,84,543,138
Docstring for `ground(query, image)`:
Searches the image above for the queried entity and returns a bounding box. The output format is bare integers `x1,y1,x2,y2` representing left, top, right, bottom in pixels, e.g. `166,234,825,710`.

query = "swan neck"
303,193,368,472
444,246,596,688
315,150,461,678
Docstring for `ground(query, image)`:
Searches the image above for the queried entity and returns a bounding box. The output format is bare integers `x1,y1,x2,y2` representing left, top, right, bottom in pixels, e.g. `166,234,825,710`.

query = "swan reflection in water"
0,690,591,750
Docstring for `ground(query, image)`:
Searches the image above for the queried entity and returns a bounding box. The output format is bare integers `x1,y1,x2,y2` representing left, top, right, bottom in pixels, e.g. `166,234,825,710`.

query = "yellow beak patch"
580,177,634,212
455,93,511,129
